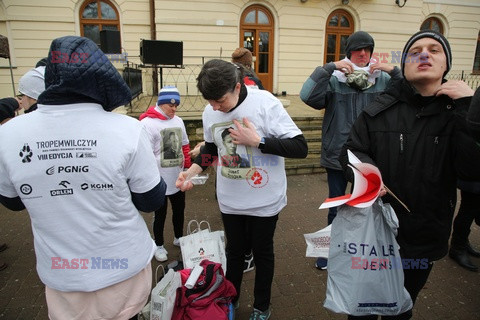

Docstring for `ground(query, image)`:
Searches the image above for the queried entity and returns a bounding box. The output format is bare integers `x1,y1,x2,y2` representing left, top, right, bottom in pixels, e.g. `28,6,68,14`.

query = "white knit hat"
18,66,45,100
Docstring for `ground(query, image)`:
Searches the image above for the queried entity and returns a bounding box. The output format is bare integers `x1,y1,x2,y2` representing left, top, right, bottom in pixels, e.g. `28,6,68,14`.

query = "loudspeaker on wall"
100,30,121,54
140,40,183,66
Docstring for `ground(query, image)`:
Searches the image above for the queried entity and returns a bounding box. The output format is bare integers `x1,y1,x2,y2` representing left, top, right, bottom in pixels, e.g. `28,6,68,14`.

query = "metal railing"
134,56,480,112
154,56,231,112
446,71,480,90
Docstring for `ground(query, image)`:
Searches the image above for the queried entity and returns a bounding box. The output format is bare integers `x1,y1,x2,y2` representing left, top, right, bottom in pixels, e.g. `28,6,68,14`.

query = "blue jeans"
326,168,348,225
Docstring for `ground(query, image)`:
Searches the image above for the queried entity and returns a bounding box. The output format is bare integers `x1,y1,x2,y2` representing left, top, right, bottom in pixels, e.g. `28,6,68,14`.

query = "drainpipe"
149,0,159,95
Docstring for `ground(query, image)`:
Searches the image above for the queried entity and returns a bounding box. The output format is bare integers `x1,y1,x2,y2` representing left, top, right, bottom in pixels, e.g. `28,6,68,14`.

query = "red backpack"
171,259,237,320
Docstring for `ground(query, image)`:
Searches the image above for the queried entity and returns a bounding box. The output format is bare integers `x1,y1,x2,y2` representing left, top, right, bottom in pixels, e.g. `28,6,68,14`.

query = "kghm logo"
19,144,33,163
50,181,74,196
81,182,114,191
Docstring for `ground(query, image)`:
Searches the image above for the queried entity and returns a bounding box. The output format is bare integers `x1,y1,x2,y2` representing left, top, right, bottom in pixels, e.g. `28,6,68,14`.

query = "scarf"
332,58,381,90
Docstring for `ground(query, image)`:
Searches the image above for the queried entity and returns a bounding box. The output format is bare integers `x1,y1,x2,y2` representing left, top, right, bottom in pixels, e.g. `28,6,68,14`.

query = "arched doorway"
324,10,354,64
420,17,444,34
239,5,274,92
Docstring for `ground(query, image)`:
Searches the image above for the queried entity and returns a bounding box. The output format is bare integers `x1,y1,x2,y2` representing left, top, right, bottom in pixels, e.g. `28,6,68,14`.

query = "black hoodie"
38,36,131,111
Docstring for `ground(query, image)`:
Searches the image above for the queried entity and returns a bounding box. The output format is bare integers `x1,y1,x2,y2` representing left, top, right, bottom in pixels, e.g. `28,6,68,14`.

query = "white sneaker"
154,246,168,262
173,238,180,247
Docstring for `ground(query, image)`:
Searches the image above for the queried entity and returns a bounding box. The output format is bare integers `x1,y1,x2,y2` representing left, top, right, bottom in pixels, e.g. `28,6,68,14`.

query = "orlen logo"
46,165,89,175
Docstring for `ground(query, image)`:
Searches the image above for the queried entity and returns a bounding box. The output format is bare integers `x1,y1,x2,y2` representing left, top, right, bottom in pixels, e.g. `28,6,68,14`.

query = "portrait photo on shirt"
212,121,252,180
160,127,183,167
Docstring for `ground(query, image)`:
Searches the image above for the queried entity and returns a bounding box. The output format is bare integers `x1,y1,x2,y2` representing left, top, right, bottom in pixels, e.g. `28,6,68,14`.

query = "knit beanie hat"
157,86,180,106
345,31,375,59
36,57,48,68
401,29,451,77
18,66,45,100
231,48,253,67
0,97,19,123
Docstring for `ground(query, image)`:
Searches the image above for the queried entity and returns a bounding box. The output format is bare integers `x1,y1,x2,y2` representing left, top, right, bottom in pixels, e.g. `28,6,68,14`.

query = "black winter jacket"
38,36,131,111
468,87,480,141
340,78,478,261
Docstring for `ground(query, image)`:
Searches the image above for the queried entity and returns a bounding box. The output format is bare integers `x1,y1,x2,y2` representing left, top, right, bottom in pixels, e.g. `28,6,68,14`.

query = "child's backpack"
171,259,236,320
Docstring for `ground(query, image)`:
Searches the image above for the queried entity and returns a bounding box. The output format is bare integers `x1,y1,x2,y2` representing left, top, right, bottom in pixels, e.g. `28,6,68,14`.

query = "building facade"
0,0,479,100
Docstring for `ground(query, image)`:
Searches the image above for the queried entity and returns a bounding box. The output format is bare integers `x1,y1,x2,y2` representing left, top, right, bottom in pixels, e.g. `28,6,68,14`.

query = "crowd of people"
0,28,479,320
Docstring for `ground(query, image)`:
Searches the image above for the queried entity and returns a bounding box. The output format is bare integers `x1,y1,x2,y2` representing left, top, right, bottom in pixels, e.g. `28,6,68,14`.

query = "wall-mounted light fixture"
396,0,407,7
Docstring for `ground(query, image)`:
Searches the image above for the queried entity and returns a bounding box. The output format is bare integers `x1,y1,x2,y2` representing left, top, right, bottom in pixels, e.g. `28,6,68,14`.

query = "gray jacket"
300,62,402,170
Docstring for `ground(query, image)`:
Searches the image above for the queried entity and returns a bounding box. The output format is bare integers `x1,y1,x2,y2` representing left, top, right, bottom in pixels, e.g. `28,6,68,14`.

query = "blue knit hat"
157,86,180,106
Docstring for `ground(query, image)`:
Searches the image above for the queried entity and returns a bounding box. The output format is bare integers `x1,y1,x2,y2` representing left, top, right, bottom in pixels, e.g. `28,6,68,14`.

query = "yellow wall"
0,0,478,98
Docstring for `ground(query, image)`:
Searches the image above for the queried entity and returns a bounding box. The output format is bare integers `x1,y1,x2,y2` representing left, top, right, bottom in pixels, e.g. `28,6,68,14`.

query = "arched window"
420,17,444,34
80,0,119,46
324,10,354,64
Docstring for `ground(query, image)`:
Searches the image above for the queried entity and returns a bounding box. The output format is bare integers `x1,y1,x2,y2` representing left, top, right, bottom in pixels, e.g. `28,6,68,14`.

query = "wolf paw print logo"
19,144,33,163
246,168,269,188
198,248,205,256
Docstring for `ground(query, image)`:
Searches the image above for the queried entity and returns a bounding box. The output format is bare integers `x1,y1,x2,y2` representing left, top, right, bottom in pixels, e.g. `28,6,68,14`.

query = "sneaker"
315,257,328,270
154,246,168,262
244,253,255,273
249,308,271,320
173,238,180,247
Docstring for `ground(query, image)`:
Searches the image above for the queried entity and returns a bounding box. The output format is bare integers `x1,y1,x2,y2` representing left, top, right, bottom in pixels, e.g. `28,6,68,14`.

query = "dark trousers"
221,213,278,312
153,190,185,246
326,168,348,225
347,263,433,320
451,190,480,247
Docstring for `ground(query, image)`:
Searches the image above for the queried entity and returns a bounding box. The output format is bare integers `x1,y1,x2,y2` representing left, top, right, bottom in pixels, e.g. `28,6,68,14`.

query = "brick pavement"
1,172,479,319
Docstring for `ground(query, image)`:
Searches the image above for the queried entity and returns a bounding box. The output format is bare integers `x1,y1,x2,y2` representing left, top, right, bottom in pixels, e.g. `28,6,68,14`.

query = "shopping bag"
150,265,182,320
179,220,227,272
172,260,236,320
324,198,413,316
304,224,331,258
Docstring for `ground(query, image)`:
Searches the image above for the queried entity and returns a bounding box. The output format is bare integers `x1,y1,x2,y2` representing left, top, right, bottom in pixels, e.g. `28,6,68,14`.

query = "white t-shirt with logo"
202,87,302,216
0,103,160,292
141,109,189,195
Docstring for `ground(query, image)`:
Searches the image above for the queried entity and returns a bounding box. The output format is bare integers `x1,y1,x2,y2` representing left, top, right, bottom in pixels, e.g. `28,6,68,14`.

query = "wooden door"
240,5,274,92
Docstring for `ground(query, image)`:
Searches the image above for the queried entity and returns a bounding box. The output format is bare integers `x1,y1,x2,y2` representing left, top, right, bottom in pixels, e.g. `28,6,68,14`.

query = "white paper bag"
304,224,332,258
179,220,227,272
150,267,181,320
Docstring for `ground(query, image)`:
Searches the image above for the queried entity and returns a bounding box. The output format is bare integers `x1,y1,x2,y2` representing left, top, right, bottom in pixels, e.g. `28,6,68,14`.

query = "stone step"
127,103,325,176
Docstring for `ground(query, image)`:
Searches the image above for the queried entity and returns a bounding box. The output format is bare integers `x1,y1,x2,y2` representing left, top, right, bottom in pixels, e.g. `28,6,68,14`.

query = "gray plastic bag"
324,199,413,316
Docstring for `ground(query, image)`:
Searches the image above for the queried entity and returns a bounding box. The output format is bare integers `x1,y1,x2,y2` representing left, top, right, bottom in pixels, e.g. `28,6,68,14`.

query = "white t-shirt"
0,103,160,292
202,87,302,216
141,107,189,195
